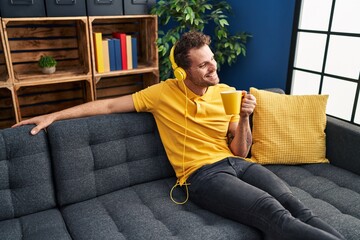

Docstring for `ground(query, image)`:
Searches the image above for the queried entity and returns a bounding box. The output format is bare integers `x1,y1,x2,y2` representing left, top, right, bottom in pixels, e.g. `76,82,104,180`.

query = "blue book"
113,38,122,70
131,37,138,69
108,39,116,71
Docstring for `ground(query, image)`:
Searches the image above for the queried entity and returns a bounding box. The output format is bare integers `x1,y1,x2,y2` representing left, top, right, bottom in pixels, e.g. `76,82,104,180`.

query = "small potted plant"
38,55,57,74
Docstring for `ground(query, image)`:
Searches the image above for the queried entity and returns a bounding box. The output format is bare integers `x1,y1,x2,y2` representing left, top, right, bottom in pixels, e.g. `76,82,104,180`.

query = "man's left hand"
240,92,257,118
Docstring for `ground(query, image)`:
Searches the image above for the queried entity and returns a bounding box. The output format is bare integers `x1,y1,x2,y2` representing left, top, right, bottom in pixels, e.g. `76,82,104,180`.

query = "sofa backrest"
47,112,174,207
0,125,56,221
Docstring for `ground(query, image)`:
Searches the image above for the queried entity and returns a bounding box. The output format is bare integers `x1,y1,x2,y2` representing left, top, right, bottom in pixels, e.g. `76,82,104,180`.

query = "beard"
189,71,219,87
204,71,219,85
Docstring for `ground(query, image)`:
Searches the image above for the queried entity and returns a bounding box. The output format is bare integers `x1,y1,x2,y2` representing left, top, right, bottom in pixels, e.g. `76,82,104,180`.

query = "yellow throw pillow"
248,87,329,165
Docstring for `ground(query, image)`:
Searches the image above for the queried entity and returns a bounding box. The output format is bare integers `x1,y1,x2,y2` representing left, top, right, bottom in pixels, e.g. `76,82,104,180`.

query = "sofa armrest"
326,116,360,175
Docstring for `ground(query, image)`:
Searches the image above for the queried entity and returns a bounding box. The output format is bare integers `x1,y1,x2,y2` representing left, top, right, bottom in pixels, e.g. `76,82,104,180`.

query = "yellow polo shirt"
132,79,239,185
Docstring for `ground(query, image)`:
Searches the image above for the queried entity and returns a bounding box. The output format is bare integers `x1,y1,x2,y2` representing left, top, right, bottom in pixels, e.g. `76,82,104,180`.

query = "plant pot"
41,66,56,74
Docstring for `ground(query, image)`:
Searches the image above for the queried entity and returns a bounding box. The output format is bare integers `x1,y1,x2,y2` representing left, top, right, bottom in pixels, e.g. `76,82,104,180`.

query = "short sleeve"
132,82,164,112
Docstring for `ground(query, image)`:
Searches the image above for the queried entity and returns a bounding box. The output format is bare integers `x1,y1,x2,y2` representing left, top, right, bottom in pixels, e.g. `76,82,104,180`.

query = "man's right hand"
12,113,55,135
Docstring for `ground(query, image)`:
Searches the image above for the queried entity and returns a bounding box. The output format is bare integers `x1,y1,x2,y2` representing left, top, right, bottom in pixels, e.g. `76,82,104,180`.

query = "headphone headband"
169,44,187,81
169,45,178,70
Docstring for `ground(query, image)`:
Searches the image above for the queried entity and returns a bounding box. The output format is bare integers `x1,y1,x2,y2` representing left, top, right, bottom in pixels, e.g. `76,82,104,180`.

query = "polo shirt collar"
178,80,215,102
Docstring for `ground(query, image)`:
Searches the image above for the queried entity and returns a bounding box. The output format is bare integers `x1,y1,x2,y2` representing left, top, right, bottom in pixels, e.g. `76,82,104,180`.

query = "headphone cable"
170,79,190,205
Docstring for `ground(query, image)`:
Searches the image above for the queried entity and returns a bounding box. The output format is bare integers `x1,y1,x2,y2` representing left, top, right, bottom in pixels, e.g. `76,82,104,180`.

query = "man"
13,31,344,240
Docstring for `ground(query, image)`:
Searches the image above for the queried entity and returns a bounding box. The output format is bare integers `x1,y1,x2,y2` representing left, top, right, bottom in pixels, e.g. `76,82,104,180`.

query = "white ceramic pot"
41,66,56,74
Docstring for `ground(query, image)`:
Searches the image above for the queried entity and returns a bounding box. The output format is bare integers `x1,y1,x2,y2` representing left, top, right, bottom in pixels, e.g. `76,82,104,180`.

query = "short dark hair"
174,31,211,70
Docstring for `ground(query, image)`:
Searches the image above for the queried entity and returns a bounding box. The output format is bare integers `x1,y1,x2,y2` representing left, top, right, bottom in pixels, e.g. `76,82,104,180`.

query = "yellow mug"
220,90,245,115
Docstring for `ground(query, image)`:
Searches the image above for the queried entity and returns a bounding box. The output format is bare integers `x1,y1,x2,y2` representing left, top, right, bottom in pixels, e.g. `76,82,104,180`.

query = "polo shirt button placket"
194,99,205,118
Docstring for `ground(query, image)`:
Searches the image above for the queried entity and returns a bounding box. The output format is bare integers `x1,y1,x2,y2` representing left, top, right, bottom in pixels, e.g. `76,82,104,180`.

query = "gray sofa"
1,112,360,240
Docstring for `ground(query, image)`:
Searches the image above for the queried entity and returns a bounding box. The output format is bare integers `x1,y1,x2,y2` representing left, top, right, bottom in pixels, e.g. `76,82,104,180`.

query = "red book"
112,32,127,70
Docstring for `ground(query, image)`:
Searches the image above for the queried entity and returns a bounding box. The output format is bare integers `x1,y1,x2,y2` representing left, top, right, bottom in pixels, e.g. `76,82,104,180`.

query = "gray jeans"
187,158,344,240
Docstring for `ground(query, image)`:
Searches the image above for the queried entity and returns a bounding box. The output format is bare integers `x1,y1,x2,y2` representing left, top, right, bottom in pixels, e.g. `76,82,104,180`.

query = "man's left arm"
228,93,257,158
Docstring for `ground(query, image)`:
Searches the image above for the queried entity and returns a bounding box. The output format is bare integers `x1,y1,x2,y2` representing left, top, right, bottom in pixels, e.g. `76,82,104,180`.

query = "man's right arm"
12,94,135,135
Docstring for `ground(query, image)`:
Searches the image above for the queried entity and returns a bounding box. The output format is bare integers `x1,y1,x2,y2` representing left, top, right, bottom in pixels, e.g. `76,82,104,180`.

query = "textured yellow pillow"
248,87,329,165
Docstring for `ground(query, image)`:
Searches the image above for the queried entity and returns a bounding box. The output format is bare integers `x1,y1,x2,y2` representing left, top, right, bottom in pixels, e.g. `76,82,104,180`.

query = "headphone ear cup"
169,45,187,81
174,67,186,81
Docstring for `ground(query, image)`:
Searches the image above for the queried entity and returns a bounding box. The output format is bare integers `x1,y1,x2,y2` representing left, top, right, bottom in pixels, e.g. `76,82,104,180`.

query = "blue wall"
219,0,296,91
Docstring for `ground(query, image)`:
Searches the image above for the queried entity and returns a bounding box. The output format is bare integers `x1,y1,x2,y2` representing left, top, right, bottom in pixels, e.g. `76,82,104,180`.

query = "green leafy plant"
38,55,57,68
151,0,251,80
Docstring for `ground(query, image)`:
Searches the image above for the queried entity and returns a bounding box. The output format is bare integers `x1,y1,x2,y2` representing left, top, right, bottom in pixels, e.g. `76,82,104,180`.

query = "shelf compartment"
95,74,145,100
15,80,92,121
88,15,158,77
2,17,91,85
0,87,17,129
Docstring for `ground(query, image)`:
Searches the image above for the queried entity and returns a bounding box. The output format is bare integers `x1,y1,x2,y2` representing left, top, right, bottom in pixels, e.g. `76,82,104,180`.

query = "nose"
210,59,217,71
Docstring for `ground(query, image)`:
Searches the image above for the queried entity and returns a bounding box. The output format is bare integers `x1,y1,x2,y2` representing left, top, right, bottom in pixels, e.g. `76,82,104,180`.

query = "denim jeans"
187,158,345,240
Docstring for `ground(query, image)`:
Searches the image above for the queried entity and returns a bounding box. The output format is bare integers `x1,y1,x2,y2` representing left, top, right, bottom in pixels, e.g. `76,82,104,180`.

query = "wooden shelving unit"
0,15,159,129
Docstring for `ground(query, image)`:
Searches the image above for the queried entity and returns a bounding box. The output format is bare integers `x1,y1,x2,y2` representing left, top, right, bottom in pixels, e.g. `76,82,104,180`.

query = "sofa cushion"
266,163,360,240
249,87,329,165
48,112,174,206
0,209,71,240
0,125,56,221
61,177,261,240
61,163,360,240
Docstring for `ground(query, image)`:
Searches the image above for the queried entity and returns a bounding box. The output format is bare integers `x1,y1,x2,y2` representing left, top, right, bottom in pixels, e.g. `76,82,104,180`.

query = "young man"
13,32,344,240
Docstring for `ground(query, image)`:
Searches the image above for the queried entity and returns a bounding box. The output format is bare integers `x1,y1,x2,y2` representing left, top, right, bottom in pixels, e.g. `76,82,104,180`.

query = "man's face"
186,45,219,87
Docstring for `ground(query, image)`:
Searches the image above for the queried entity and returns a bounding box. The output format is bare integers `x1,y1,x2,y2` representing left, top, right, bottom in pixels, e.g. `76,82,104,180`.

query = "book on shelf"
113,38,122,71
107,39,116,71
112,32,128,70
131,37,138,69
126,35,133,70
102,39,110,72
93,32,104,73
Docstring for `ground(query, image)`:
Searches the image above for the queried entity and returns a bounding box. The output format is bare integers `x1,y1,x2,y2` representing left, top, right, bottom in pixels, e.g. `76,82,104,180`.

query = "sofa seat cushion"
0,209,71,240
266,163,360,240
61,178,261,240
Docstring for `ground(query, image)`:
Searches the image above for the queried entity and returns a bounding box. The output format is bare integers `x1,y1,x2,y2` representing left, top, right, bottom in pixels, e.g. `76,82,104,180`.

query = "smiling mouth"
206,72,218,78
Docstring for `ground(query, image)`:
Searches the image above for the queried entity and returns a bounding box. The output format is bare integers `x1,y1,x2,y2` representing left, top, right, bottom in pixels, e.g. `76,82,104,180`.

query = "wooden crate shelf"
2,17,92,85
95,74,144,100
0,87,17,129
15,80,93,121
89,15,158,75
89,15,158,98
0,18,12,88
